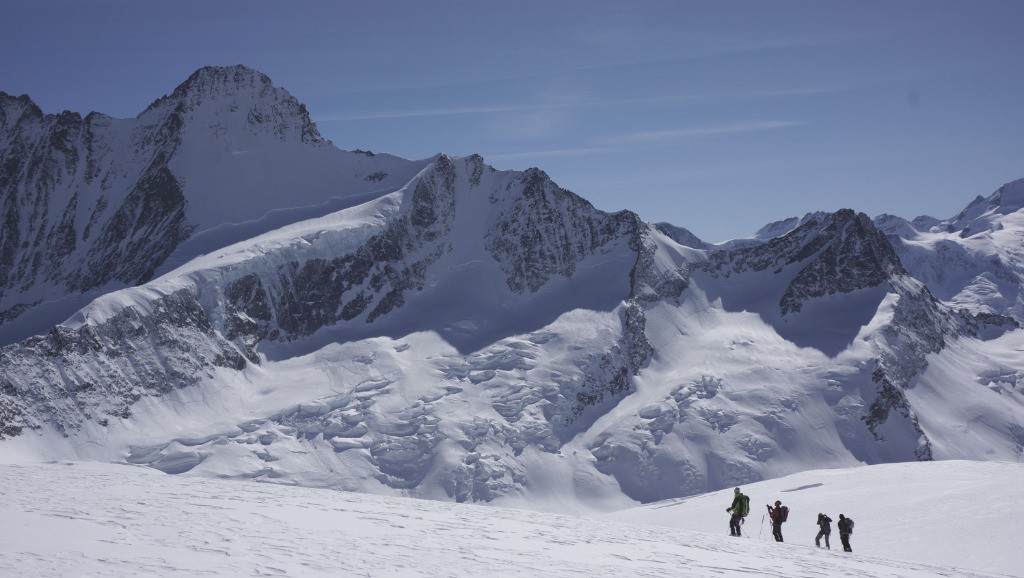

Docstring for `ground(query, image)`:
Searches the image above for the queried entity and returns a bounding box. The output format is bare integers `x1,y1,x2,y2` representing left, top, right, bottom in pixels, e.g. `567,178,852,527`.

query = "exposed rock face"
144,65,324,146
701,209,905,316
485,168,634,294
545,301,654,441
778,210,904,315
0,289,246,437
0,94,181,301
222,155,459,347
0,69,269,307
223,156,646,346
631,219,689,303
653,222,709,250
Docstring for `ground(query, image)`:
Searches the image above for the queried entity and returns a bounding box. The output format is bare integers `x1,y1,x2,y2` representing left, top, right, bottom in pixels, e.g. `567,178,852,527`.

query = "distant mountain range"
1,65,1021,510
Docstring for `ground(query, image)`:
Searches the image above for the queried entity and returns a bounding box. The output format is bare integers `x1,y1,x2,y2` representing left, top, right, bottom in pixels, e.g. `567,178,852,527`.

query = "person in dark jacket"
726,487,749,536
815,513,832,549
837,514,853,552
766,500,786,542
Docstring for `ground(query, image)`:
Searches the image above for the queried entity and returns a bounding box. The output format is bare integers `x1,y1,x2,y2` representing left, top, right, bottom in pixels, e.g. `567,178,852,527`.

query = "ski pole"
758,514,765,539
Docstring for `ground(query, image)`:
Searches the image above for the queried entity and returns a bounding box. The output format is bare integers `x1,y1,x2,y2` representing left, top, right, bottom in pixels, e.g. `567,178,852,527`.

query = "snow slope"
606,460,1024,577
0,459,1017,577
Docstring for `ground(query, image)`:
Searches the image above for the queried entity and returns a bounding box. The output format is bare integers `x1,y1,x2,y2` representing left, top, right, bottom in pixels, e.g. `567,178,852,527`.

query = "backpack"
839,517,854,534
738,494,750,517
780,505,789,523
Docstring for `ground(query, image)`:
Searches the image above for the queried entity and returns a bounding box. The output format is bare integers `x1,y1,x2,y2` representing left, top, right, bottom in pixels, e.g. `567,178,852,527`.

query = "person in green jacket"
837,514,854,552
726,487,749,536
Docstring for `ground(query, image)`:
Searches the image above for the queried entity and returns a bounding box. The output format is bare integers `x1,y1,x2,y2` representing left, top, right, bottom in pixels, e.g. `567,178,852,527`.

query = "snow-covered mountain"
0,65,429,346
1,66,1022,515
876,177,1024,322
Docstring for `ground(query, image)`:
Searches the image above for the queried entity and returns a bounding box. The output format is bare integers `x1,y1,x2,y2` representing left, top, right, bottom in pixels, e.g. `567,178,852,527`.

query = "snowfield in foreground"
606,460,1024,577
1,460,1020,577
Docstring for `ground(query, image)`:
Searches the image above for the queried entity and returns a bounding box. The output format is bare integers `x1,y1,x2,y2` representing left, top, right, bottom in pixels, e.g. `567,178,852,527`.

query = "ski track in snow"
0,460,1015,577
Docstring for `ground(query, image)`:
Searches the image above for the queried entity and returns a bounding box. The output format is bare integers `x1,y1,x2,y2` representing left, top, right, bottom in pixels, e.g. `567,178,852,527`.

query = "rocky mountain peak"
179,64,272,95
0,92,45,133
924,177,1024,237
485,165,636,294
146,65,271,111
753,211,830,240
778,208,905,314
991,177,1024,213
141,64,323,145
702,208,905,316
653,223,708,250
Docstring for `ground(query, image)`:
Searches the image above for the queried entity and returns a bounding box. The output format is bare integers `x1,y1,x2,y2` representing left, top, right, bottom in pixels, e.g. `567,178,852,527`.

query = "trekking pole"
758,514,765,539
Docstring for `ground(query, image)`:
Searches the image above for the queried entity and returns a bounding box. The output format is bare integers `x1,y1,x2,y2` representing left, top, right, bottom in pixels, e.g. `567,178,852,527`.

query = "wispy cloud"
316,85,847,124
486,147,620,162
485,121,803,163
617,121,803,143
318,104,546,122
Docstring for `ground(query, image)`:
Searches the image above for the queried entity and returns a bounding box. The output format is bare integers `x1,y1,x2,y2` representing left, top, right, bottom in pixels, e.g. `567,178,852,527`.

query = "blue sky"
2,1,1022,242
